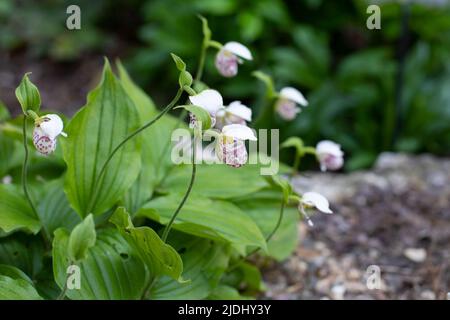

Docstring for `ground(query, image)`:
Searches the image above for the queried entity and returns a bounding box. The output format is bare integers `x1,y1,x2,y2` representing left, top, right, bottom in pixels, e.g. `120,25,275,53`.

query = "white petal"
280,87,308,106
222,124,257,141
223,42,253,61
189,89,223,115
302,192,333,214
316,140,343,157
226,101,252,121
39,114,64,140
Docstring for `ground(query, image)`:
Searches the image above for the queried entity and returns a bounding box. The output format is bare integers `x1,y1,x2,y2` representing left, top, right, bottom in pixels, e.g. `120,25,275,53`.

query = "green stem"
161,135,197,242
195,43,207,84
85,88,183,215
57,261,74,300
21,116,38,215
228,198,285,271
292,153,301,176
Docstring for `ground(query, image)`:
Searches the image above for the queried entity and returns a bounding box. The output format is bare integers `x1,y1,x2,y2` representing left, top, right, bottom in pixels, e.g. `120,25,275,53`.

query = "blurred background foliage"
1,0,449,170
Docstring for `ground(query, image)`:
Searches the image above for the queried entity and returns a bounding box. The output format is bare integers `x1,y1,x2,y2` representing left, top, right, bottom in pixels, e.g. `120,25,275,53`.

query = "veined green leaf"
68,214,96,262
158,163,268,199
138,194,267,251
151,235,230,300
62,60,142,217
37,179,81,239
0,184,41,234
110,207,183,281
118,62,184,214
53,228,148,300
0,265,42,300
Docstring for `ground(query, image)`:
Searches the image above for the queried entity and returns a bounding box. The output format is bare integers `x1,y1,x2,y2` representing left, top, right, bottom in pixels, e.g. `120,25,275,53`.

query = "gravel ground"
262,153,450,300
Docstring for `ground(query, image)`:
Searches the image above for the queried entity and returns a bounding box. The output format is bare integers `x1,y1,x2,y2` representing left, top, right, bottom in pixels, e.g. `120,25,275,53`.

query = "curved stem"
21,117,38,215
85,88,183,215
161,135,197,242
57,261,74,300
195,43,207,84
228,198,285,271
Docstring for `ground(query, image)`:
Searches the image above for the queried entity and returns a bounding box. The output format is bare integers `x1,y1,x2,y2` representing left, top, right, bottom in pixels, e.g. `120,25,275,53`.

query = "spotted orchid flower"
32,114,67,155
298,191,333,226
275,87,308,121
189,89,223,128
215,42,253,77
216,124,257,168
316,140,344,172
215,101,252,129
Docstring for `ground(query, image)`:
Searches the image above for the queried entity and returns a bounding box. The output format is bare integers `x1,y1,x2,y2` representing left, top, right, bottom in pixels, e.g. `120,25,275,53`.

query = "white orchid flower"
215,42,253,77
316,140,344,171
298,191,333,227
275,87,308,121
216,101,252,129
216,124,257,168
32,114,67,155
189,89,224,128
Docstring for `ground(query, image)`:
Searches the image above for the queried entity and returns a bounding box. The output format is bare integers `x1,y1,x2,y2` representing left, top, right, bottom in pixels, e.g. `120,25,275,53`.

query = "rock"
403,248,427,263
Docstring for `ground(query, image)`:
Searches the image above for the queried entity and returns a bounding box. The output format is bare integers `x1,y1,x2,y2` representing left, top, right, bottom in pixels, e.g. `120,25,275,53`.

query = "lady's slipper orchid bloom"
189,89,223,128
316,140,344,171
215,101,252,129
275,87,308,121
298,191,333,226
32,114,67,155
215,42,253,77
216,124,257,168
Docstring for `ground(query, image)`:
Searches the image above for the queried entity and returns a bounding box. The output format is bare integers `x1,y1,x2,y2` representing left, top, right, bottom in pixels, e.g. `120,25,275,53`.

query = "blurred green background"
0,0,449,170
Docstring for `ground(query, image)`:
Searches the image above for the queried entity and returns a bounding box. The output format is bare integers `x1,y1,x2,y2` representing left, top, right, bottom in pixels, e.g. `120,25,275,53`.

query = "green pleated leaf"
68,214,96,262
151,236,229,300
233,189,299,261
0,265,42,300
117,62,183,214
53,227,148,300
110,207,183,281
138,194,267,251
0,184,41,234
62,60,142,217
158,163,268,200
37,179,81,239
0,235,44,279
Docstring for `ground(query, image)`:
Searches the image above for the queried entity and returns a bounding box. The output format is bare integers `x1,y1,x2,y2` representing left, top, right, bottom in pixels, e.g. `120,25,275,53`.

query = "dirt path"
262,153,450,300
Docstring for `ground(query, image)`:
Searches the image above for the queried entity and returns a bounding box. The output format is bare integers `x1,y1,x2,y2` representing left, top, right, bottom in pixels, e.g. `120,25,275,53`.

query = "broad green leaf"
53,228,148,300
0,100,10,121
138,194,267,251
110,207,183,281
37,179,81,239
68,214,96,262
62,60,142,217
0,265,42,300
15,73,41,114
118,62,183,214
151,235,230,300
0,131,16,177
0,235,44,278
0,184,41,234
175,105,211,130
208,284,252,300
158,163,268,199
233,189,299,261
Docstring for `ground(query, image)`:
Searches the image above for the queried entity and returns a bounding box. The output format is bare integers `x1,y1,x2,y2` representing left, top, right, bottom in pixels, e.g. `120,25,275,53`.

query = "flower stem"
195,43,207,84
57,261,74,300
85,88,183,215
21,117,39,218
161,135,197,242
227,198,285,271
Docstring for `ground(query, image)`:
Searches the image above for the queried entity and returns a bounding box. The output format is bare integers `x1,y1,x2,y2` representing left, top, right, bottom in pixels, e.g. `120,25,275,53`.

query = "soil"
262,153,450,300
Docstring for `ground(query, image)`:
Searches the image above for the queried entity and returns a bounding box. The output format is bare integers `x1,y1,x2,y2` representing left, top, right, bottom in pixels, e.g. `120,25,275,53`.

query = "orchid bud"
275,87,308,121
316,140,344,171
215,42,252,77
32,114,67,155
